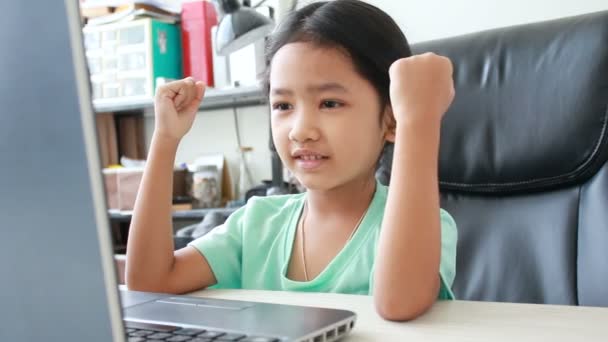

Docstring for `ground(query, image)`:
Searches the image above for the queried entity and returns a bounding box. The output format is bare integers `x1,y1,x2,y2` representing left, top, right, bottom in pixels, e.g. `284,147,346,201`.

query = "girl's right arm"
125,78,217,294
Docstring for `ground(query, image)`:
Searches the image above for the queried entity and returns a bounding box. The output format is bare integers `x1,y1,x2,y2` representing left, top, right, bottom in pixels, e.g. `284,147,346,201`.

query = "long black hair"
263,0,412,112
264,0,409,183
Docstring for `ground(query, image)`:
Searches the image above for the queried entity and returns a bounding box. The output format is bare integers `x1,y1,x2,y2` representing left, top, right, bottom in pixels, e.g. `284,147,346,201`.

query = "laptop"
0,1,356,341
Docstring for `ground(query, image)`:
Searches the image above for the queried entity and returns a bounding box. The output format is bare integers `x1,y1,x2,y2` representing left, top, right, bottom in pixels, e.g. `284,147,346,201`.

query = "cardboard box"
103,167,188,210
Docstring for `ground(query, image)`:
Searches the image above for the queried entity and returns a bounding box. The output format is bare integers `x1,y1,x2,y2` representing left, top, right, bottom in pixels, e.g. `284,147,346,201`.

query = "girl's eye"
272,102,293,111
321,100,343,109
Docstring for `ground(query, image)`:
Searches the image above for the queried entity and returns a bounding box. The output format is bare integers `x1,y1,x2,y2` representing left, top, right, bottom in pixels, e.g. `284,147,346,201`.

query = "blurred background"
77,0,607,254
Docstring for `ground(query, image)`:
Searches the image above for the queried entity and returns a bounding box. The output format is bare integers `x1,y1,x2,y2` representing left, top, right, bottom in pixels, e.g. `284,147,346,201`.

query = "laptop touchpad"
158,296,254,310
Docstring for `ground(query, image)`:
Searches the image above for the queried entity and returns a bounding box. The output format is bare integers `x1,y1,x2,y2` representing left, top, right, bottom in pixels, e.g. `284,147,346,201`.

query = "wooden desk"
183,289,608,341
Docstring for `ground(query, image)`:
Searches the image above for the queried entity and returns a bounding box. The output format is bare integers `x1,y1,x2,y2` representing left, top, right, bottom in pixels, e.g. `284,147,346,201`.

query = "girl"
126,0,457,321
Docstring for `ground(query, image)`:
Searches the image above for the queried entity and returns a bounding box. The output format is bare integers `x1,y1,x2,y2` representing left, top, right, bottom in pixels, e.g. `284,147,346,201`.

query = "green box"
83,18,182,105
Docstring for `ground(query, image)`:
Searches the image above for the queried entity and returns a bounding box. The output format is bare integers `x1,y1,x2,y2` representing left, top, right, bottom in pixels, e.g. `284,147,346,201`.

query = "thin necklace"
299,200,369,282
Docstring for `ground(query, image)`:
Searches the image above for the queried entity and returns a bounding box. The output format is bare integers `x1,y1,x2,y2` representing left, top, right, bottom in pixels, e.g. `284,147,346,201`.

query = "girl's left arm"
373,53,454,321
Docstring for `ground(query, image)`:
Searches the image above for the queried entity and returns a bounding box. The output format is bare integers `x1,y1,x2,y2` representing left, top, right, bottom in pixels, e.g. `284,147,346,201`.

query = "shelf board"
94,85,267,114
108,207,239,222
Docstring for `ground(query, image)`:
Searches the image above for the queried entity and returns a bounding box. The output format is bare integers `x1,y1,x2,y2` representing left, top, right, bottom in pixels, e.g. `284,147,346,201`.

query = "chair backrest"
379,10,608,306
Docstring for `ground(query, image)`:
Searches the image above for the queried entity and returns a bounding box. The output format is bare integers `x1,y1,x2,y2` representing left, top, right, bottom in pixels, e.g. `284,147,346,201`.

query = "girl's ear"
382,105,396,143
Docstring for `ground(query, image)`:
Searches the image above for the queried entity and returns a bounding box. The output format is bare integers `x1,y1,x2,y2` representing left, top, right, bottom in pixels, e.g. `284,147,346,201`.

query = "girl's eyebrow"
270,88,294,96
271,82,350,96
307,82,349,94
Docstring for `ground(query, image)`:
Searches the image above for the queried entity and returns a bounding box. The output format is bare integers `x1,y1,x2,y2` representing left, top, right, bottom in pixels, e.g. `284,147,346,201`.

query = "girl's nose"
288,108,321,143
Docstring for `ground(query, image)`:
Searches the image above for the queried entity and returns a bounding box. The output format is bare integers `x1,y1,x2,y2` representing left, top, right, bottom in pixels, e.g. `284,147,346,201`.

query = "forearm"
125,133,180,290
374,118,442,320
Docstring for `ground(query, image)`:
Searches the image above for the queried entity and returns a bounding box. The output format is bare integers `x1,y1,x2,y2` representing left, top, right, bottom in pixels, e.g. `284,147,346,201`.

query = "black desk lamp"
212,0,288,194
212,0,274,56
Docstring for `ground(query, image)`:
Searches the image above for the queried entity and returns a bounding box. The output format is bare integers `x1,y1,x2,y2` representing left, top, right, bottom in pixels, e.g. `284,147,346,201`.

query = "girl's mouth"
294,155,329,170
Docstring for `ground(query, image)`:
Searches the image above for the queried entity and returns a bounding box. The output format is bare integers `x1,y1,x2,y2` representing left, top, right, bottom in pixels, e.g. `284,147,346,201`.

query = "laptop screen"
0,1,124,341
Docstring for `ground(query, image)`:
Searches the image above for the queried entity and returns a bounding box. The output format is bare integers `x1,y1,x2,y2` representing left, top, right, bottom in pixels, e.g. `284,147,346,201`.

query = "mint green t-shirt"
189,182,458,299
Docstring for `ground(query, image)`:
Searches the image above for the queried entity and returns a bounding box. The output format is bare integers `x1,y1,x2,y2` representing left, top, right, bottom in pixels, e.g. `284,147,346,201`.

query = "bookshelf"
99,86,265,253
108,207,238,222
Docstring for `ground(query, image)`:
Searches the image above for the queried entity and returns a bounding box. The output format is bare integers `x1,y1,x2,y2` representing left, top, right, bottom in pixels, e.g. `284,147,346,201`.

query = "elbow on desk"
125,282,158,293
125,275,169,294
124,270,208,295
124,269,178,294
374,301,426,322
125,278,190,295
373,290,436,322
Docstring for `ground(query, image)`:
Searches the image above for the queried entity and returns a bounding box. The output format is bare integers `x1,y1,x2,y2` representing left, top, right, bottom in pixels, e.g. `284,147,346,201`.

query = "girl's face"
269,42,394,191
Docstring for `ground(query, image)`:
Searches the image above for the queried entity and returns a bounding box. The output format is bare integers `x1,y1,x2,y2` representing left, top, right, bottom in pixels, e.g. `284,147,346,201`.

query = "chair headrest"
410,11,608,194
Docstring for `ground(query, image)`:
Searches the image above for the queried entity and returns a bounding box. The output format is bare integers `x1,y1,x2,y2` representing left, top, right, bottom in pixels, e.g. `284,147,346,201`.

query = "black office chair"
378,10,608,306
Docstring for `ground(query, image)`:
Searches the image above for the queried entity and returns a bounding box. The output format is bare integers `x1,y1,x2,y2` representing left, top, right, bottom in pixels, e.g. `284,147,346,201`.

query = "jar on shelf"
190,164,221,209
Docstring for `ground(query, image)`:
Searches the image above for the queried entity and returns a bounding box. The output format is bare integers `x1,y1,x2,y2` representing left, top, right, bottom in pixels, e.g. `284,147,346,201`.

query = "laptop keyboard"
125,321,280,342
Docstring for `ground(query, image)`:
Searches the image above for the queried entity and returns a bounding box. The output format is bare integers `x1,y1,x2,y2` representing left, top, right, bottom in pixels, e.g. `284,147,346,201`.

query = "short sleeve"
187,207,245,289
438,208,458,300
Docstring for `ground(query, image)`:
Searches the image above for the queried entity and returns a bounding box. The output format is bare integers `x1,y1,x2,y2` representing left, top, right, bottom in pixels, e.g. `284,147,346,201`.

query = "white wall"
144,104,272,190
365,0,608,43
147,0,608,187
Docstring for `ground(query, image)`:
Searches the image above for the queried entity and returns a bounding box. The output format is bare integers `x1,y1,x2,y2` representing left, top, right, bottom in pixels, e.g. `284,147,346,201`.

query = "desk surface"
184,289,608,342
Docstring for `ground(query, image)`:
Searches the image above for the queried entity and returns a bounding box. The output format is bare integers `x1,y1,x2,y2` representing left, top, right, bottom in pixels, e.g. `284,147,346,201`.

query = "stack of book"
80,0,181,25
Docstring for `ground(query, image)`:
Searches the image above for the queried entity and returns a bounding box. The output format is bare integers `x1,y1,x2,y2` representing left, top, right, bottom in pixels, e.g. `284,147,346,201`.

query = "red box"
181,0,218,86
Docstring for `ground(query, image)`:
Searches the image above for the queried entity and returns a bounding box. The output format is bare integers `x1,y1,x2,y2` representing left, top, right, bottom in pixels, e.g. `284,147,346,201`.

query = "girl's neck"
305,174,377,221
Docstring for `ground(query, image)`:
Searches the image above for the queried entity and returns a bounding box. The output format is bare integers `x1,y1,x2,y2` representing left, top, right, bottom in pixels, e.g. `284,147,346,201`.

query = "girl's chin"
292,174,339,192
292,170,377,193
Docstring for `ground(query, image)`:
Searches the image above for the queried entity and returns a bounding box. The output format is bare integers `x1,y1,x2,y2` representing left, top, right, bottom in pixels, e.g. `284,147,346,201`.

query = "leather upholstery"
378,10,608,306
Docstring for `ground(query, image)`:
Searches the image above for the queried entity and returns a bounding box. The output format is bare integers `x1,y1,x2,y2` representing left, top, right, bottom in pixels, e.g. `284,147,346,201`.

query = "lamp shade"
215,1,274,56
